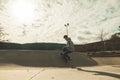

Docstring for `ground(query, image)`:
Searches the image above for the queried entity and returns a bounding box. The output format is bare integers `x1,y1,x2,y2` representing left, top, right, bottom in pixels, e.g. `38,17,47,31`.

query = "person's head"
63,35,68,40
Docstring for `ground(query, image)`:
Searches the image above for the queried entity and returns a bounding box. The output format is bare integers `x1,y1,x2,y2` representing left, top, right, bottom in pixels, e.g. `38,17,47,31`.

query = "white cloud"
0,0,120,44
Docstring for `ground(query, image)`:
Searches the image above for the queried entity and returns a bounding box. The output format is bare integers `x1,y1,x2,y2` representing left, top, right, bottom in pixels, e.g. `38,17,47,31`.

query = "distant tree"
111,32,120,39
98,29,108,51
118,26,120,31
110,26,120,39
0,27,9,42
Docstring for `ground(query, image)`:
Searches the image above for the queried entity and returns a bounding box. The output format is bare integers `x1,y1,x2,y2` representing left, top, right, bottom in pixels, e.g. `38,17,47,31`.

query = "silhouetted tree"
110,26,120,40
98,29,108,51
0,27,9,42
118,26,120,31
111,32,120,40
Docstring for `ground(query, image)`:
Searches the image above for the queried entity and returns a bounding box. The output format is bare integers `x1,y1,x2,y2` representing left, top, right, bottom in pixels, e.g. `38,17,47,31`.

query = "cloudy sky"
0,0,120,44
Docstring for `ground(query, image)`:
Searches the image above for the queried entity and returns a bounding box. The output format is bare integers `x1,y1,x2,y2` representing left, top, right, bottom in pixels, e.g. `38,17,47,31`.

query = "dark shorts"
63,47,72,54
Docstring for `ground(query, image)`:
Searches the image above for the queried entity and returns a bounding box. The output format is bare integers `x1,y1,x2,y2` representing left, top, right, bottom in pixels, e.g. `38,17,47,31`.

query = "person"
61,35,75,62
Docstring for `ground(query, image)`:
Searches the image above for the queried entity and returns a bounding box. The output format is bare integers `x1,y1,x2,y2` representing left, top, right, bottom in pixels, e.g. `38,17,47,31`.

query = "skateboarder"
62,35,75,62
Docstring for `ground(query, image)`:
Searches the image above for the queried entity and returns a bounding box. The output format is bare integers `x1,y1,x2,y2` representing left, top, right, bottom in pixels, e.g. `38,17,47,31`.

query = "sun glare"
10,1,35,23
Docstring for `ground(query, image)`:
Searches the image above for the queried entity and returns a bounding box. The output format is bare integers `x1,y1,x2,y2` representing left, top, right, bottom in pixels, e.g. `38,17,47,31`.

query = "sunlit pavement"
0,65,120,80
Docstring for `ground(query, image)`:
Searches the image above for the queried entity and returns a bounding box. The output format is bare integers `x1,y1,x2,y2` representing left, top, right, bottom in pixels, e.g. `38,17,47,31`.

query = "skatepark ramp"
92,57,120,65
0,50,97,67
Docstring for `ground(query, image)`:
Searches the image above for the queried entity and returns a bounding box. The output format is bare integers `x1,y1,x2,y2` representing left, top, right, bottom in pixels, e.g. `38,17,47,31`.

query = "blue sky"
0,0,120,44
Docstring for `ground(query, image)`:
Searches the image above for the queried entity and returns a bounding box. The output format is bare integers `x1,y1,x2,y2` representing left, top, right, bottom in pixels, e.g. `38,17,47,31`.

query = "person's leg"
64,51,72,61
62,48,69,62
62,47,72,62
63,53,68,63
61,47,66,55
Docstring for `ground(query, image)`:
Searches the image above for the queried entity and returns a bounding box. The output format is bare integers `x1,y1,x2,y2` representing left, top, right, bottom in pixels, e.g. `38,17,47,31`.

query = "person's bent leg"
64,51,72,61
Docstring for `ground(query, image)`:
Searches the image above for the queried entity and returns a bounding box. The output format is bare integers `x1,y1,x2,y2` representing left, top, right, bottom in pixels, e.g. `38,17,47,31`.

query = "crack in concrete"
28,69,45,80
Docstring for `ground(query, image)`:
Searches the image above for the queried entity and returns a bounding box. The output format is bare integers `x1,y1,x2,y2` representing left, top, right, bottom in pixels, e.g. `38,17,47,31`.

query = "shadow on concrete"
77,68,120,79
112,65,120,68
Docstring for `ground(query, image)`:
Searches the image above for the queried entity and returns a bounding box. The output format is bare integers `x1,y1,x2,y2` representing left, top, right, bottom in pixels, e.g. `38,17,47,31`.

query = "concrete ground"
0,50,120,80
0,65,120,80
